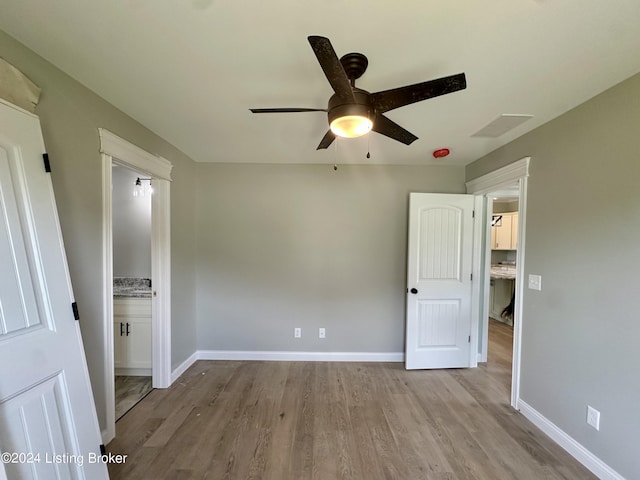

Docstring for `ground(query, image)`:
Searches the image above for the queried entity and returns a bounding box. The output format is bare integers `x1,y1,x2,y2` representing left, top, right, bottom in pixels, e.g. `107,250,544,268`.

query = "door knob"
410,288,418,294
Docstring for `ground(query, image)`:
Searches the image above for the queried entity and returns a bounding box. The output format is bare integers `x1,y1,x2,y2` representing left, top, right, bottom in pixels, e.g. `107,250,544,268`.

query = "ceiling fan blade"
316,130,335,150
308,36,355,104
250,108,327,113
372,114,418,145
371,73,466,113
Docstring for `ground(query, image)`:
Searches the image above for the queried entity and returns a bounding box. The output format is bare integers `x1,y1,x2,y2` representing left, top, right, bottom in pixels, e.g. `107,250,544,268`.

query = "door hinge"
100,444,106,455
468,335,471,343
472,210,475,218
72,302,80,321
42,153,51,173
470,273,473,281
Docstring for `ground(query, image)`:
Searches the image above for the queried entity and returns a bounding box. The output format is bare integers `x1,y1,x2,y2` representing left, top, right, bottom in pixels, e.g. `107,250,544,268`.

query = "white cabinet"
489,278,514,325
491,212,518,250
114,297,151,375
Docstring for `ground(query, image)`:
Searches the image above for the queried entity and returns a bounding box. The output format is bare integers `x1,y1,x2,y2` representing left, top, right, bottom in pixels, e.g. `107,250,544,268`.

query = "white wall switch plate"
294,327,301,338
528,274,542,291
587,405,600,430
319,327,326,339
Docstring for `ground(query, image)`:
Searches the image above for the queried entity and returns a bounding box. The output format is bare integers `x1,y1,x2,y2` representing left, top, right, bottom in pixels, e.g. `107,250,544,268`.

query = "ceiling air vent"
472,114,533,138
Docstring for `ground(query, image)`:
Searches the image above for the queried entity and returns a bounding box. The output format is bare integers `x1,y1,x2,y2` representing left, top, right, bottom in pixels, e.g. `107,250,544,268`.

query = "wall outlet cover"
587,405,600,430
528,274,542,291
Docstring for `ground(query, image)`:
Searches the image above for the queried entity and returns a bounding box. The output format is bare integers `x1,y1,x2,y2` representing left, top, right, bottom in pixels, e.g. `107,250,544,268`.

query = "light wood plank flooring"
107,322,595,479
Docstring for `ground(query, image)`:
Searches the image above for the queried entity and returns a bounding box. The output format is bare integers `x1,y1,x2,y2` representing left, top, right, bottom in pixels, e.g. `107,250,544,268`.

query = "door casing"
466,157,530,409
99,129,173,443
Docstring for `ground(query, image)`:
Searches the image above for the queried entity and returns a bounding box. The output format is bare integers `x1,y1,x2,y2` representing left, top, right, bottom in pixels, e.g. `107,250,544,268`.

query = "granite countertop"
113,277,152,298
490,264,516,280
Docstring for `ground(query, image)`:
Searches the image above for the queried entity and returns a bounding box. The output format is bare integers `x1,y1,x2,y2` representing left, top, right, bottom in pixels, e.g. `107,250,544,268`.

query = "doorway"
111,165,153,419
486,186,519,399
99,129,173,443
467,157,529,409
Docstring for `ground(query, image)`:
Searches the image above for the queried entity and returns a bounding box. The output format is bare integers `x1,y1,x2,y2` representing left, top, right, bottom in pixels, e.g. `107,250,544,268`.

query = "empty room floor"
107,321,595,479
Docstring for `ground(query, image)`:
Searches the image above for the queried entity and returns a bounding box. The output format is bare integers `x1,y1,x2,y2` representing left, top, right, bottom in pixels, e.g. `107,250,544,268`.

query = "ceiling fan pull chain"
333,136,338,171
366,132,371,159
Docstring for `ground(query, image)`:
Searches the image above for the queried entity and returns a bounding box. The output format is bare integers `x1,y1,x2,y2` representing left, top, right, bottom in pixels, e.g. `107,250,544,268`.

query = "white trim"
478,196,493,363
98,129,172,181
99,132,173,444
518,400,625,480
511,177,528,407
197,350,405,363
151,179,171,388
465,157,530,195
0,96,38,119
115,367,152,376
170,351,199,383
100,154,116,444
170,351,405,384
469,195,485,368
466,156,530,409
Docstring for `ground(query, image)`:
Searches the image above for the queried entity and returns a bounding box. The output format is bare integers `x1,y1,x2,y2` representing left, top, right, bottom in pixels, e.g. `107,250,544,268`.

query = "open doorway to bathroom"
112,164,153,419
100,128,172,443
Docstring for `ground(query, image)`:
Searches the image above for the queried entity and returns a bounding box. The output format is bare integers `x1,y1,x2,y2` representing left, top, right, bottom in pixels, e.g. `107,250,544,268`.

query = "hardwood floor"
107,322,595,479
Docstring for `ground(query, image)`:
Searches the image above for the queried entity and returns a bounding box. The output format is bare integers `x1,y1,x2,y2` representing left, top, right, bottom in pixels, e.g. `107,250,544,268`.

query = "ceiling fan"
250,36,467,150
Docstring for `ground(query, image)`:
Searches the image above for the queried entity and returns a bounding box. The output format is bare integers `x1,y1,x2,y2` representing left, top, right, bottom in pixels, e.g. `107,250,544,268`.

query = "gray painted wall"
112,166,151,278
466,73,640,478
0,30,198,432
195,163,466,353
6,22,637,476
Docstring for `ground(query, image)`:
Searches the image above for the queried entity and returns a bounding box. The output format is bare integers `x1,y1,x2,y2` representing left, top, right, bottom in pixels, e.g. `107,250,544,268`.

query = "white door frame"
466,157,530,408
99,129,172,443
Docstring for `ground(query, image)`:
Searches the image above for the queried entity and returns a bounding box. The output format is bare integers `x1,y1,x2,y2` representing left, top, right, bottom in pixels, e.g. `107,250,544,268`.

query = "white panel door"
405,193,474,369
0,99,108,479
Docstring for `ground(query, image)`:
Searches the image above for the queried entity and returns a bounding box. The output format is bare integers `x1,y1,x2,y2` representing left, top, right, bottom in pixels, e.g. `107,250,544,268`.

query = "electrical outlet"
319,327,326,339
587,405,600,430
294,327,301,338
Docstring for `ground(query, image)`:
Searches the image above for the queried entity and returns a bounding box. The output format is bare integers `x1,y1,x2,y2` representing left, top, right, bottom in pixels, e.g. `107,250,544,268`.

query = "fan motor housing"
327,88,372,124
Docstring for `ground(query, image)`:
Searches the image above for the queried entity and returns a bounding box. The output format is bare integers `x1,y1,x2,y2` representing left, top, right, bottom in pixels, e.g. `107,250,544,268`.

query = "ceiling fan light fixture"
330,115,373,138
328,100,373,138
249,36,467,150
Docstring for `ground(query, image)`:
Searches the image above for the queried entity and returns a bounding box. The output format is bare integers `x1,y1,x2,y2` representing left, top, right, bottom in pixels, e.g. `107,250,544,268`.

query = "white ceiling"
1,0,639,166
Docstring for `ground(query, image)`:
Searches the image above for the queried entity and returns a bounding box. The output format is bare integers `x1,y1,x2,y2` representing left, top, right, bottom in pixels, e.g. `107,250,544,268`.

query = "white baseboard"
197,350,405,363
517,399,624,480
101,428,113,446
115,367,151,376
170,351,198,383
169,350,404,385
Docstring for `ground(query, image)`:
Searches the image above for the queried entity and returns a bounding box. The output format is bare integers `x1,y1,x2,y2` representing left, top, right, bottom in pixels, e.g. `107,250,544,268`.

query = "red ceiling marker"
433,148,450,159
